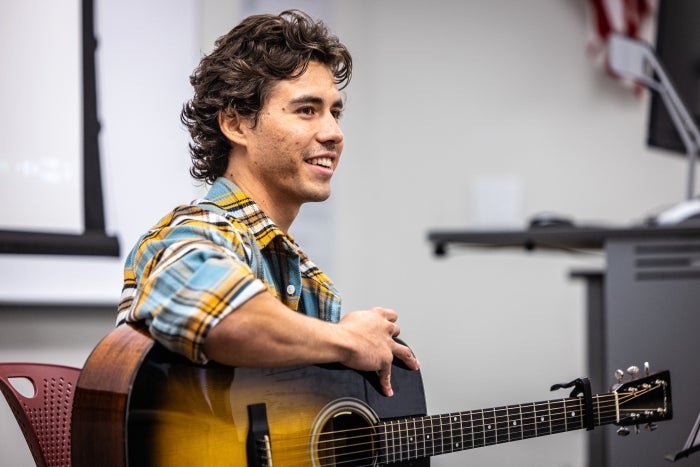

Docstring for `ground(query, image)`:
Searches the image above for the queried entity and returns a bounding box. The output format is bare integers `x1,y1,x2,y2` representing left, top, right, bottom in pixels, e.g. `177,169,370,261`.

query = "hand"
337,307,420,397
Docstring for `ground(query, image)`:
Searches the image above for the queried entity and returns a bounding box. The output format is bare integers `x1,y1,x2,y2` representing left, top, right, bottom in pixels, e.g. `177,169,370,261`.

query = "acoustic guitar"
71,324,672,466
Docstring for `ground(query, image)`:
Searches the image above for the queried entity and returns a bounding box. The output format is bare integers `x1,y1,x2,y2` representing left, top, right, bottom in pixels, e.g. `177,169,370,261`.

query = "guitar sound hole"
318,412,376,466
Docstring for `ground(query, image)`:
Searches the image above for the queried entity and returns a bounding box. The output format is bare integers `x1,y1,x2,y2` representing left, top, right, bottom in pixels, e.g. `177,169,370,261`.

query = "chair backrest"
0,363,81,467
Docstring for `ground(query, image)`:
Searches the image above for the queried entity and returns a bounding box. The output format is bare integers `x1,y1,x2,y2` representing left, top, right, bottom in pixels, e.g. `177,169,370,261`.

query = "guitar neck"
377,393,612,463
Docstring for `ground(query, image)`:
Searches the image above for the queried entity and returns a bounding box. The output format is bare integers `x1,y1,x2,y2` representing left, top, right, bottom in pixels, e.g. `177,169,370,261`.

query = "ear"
218,110,249,147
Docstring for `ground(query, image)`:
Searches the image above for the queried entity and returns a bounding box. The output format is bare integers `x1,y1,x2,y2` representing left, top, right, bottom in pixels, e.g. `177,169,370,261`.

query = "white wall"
331,1,689,466
0,1,202,465
1,1,694,466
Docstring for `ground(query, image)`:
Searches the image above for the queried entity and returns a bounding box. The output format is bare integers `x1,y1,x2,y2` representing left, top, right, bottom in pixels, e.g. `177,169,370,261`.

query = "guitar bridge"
247,403,273,467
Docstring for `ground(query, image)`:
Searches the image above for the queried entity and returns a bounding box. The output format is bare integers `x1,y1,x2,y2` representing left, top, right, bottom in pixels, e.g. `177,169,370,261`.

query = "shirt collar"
204,177,291,250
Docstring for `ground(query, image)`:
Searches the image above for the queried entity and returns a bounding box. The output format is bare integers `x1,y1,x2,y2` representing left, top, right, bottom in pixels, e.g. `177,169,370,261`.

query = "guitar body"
72,325,429,467
72,325,672,466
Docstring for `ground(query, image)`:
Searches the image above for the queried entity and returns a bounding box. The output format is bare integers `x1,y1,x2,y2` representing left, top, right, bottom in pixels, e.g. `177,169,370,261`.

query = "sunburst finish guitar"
71,325,672,466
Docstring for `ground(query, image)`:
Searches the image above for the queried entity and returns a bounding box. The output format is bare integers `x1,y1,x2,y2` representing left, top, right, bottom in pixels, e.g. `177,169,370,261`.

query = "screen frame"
0,0,119,256
647,0,700,156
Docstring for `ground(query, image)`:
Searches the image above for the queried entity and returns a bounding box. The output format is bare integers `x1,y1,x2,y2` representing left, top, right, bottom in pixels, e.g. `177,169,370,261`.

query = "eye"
331,108,344,120
297,106,316,116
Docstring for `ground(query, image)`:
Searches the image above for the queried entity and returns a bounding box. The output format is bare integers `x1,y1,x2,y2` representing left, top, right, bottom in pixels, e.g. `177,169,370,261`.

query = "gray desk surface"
427,224,700,254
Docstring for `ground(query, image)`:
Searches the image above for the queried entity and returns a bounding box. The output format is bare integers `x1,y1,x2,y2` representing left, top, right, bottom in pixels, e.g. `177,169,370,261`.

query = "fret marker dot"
541,417,545,422
410,437,414,442
512,421,517,426
571,411,575,417
456,442,460,448
427,435,431,439
487,424,492,430
453,417,458,422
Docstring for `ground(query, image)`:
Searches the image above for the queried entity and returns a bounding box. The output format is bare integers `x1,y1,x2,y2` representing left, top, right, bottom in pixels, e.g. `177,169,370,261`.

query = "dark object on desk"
528,213,575,229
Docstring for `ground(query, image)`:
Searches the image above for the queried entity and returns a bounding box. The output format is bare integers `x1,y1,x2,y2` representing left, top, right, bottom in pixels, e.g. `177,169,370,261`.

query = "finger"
375,307,398,322
378,364,394,397
391,322,401,337
393,342,420,370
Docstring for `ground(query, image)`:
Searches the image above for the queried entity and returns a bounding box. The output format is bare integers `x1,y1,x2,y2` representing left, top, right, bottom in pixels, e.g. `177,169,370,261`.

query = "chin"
303,185,332,203
309,193,331,203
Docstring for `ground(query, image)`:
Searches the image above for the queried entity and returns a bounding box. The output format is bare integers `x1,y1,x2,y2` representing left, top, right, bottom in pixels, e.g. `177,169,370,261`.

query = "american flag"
586,0,655,84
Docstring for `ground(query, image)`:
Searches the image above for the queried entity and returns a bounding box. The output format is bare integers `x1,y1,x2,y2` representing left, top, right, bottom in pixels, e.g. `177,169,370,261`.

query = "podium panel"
604,238,700,466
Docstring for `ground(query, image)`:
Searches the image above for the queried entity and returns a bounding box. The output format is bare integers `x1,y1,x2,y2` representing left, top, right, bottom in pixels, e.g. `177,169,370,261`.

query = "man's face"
238,61,344,212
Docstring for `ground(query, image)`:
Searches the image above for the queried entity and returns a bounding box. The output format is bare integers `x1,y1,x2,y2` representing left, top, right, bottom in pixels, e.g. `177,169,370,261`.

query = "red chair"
0,363,81,467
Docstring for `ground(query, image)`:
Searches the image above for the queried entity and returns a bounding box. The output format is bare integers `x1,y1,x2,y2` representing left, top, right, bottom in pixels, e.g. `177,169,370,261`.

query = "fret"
406,418,415,460
393,419,401,463
438,415,449,453
564,397,584,431
483,408,497,446
535,400,551,437
398,419,407,462
441,414,452,453
443,414,452,453
494,406,509,444
471,409,485,448
413,417,425,459
521,402,537,439
594,394,603,427
463,411,474,451
444,414,454,453
387,419,397,464
434,414,444,455
378,421,389,465
425,415,435,456
447,412,462,452
549,399,567,434
507,405,524,441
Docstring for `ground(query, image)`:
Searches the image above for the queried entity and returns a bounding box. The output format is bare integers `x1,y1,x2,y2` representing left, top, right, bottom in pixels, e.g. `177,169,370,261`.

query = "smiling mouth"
307,157,333,169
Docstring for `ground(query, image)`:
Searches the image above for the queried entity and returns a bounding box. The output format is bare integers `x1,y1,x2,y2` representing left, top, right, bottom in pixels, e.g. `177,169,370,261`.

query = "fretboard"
376,394,612,464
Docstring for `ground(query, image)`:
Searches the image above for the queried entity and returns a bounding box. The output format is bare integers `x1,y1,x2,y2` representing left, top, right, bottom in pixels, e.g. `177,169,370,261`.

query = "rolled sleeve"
151,257,267,363
122,206,268,363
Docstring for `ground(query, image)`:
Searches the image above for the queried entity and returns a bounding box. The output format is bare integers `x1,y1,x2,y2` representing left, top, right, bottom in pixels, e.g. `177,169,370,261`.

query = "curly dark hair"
181,10,352,184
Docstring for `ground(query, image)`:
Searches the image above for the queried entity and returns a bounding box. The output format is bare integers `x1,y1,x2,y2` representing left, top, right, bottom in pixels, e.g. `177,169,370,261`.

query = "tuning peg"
645,423,658,432
614,369,624,383
627,366,640,378
617,427,631,436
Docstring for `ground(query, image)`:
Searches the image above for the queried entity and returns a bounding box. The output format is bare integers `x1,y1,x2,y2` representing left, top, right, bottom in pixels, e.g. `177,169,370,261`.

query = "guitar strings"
289,389,652,457
269,386,662,465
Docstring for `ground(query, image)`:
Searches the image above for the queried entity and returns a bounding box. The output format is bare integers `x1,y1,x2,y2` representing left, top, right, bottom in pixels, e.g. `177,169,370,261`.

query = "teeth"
309,157,332,168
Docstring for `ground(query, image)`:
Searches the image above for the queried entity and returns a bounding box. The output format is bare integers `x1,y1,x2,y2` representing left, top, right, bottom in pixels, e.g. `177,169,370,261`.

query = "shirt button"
286,284,296,295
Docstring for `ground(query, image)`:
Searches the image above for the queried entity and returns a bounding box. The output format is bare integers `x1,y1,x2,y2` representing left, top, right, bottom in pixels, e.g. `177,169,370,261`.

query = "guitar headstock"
611,366,672,433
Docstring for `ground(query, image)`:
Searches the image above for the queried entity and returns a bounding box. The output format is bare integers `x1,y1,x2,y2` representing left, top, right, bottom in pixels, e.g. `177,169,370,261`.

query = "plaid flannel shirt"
117,177,341,363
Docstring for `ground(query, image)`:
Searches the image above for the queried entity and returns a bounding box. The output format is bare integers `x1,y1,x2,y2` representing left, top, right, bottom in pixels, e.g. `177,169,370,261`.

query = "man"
117,10,419,397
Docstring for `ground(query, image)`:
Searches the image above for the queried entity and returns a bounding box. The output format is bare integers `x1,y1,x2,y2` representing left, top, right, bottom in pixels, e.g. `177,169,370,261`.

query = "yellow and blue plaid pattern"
117,177,341,363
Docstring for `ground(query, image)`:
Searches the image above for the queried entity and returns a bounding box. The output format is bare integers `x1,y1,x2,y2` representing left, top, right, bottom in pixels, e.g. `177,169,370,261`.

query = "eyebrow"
289,95,344,109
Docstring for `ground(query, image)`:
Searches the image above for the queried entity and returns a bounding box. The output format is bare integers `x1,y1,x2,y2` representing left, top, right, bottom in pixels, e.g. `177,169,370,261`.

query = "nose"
318,111,344,145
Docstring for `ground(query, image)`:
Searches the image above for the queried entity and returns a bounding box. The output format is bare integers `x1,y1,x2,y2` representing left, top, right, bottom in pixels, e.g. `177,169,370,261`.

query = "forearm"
202,291,350,368
202,291,421,397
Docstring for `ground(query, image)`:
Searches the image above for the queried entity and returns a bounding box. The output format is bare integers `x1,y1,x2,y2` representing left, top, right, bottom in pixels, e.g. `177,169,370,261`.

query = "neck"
374,393,608,463
223,173,299,232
